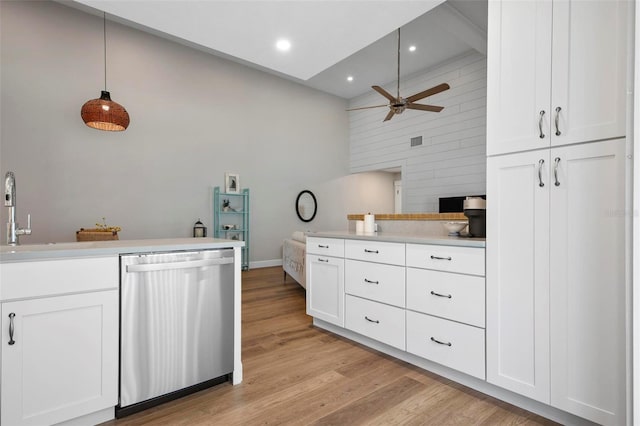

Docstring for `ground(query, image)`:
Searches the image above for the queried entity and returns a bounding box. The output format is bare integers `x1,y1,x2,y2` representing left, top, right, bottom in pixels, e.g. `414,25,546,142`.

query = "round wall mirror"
296,190,317,222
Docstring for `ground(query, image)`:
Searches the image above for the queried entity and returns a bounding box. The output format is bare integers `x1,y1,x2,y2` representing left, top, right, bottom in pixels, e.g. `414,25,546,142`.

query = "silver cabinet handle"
554,157,561,187
318,244,329,248
538,110,546,139
430,291,452,299
364,278,379,285
364,249,379,254
555,106,562,136
364,316,379,324
8,313,15,346
318,258,329,263
430,336,452,347
126,257,233,273
538,159,545,187
430,255,452,261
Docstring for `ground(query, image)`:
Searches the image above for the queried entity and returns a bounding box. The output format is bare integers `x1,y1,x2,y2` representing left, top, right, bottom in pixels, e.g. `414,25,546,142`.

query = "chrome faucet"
4,171,31,246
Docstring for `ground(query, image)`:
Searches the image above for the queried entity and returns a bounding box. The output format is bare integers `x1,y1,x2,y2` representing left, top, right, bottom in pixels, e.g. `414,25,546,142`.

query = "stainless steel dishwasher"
117,249,234,417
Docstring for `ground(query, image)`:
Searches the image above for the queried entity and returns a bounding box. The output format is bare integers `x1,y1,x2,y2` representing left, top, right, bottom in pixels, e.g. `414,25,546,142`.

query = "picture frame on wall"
225,172,240,193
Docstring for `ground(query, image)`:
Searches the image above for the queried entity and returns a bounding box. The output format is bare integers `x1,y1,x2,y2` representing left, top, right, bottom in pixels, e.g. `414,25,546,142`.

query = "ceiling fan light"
81,90,130,131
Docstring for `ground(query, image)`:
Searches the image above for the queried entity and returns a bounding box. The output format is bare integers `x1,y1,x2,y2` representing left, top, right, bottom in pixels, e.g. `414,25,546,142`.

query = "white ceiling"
61,0,487,99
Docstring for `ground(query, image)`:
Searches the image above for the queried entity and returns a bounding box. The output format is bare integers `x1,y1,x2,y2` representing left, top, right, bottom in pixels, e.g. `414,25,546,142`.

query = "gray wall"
349,52,487,212
0,1,395,265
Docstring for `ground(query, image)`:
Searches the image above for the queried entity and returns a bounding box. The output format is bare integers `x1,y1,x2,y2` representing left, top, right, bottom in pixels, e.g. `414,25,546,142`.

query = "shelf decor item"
225,173,240,194
193,219,207,237
213,186,249,270
81,12,130,132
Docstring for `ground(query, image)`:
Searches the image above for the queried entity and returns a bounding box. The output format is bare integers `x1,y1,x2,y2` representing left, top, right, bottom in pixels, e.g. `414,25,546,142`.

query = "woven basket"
76,228,119,242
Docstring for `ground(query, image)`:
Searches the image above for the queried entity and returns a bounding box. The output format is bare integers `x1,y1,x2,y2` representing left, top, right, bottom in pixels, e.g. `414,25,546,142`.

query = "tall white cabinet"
486,1,629,425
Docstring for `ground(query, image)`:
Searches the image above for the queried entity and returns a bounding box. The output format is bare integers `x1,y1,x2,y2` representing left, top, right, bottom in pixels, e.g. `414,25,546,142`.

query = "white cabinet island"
0,238,244,426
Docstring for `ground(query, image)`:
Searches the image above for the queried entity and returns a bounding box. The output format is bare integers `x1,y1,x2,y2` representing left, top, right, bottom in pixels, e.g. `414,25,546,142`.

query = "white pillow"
291,231,306,243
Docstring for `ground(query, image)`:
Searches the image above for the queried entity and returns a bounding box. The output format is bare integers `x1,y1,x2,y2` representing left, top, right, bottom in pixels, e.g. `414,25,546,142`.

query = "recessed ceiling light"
347,76,354,82
409,45,417,52
276,39,291,51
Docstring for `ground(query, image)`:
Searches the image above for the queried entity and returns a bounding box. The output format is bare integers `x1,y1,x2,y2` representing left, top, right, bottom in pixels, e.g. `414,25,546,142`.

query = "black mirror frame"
295,190,317,222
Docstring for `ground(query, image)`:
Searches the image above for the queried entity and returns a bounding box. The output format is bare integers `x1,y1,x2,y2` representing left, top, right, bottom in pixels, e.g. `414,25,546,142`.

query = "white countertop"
307,231,486,248
0,238,245,263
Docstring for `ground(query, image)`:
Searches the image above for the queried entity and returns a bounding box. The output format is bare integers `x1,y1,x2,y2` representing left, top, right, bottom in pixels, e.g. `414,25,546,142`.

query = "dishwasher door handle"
126,257,234,273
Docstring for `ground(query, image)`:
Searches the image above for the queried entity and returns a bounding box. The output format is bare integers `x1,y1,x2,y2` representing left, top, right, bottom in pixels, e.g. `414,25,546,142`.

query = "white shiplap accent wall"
349,52,487,212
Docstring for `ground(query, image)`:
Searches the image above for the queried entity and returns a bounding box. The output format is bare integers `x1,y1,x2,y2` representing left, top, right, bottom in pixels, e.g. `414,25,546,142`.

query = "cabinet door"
550,0,627,146
306,254,345,327
1,291,118,426
487,0,552,155
549,139,626,424
486,150,550,403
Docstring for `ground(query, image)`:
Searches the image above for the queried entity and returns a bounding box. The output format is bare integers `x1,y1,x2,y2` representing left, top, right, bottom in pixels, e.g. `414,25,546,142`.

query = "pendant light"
81,12,130,131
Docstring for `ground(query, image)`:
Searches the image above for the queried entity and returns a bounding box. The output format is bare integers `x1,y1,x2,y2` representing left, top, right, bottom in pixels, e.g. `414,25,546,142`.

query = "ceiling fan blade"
372,86,396,102
383,110,395,122
406,103,444,112
346,104,389,111
405,83,450,103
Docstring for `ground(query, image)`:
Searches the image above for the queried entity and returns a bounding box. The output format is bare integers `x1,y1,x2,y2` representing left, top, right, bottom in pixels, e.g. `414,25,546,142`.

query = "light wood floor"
104,266,557,425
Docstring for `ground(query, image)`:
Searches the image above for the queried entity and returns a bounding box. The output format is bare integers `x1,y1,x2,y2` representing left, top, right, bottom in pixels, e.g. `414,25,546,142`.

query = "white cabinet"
486,149,551,403
0,256,119,426
548,140,627,424
406,311,485,380
487,139,627,424
487,0,627,156
345,260,405,308
1,292,118,426
345,295,405,350
306,237,345,327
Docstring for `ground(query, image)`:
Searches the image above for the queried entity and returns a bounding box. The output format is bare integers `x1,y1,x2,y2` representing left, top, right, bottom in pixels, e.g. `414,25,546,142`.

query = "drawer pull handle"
430,337,452,347
538,110,546,139
364,316,380,324
364,249,379,254
430,255,452,261
364,278,379,285
318,244,329,248
430,291,452,299
318,258,329,263
8,313,15,346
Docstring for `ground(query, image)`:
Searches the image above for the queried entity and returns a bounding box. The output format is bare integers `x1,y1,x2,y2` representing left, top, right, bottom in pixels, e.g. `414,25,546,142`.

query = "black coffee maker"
463,197,486,238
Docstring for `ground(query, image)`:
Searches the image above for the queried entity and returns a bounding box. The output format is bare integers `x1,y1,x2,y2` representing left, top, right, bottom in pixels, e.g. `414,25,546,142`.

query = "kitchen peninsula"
0,238,244,426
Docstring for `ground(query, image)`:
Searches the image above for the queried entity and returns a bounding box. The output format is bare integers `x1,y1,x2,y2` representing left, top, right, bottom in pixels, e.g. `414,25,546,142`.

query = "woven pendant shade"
81,91,130,131
81,12,130,132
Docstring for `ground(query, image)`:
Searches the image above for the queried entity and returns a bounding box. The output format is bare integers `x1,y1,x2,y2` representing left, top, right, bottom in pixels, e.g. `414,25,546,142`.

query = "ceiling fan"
348,28,450,122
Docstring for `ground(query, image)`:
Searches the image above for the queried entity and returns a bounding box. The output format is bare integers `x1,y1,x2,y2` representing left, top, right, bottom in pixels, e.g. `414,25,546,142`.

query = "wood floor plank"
103,266,559,426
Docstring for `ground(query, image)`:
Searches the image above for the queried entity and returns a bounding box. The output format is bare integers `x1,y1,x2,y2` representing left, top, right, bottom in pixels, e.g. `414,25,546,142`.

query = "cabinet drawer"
406,268,485,328
345,260,405,308
406,244,485,276
407,310,485,379
306,237,344,257
345,240,405,266
0,256,119,301
345,295,405,350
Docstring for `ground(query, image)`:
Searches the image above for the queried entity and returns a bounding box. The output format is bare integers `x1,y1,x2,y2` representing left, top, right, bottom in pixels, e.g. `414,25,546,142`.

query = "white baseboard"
249,259,282,269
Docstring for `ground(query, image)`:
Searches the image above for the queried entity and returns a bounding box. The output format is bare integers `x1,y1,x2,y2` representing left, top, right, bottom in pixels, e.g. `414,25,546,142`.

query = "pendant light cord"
103,12,107,91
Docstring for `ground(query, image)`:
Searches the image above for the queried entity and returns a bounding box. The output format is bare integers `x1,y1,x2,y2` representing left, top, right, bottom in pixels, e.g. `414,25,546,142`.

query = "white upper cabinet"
487,0,627,156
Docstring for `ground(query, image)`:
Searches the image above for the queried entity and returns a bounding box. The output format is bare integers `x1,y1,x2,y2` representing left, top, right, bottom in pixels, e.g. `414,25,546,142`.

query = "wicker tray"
76,229,119,242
